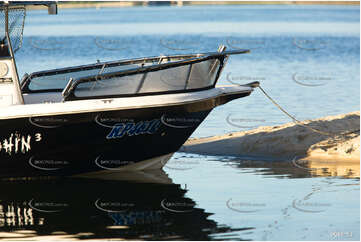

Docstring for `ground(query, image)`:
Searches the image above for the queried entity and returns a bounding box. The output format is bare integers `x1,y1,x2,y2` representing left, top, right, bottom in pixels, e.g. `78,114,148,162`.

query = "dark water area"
0,172,228,241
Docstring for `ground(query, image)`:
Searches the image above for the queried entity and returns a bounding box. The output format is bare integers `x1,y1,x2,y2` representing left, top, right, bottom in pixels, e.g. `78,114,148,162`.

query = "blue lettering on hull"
106,119,161,139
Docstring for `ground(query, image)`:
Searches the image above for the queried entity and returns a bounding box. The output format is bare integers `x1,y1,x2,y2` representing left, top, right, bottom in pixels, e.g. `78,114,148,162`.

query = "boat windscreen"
26,64,140,91
22,49,248,96
64,58,221,100
22,55,201,92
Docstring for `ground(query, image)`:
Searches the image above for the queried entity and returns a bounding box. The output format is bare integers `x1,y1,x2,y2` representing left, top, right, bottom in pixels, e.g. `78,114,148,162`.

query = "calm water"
1,4,359,241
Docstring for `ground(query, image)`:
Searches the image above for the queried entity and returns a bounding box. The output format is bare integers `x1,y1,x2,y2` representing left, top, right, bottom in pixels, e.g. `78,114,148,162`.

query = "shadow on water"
220,157,360,179
0,170,252,241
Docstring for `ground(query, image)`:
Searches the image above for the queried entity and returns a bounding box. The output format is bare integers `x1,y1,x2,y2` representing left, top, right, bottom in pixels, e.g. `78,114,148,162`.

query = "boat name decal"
106,119,161,139
0,133,42,156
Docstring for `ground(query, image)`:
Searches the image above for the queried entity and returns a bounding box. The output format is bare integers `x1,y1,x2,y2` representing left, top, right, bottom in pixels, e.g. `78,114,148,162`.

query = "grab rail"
61,50,243,101
21,48,249,92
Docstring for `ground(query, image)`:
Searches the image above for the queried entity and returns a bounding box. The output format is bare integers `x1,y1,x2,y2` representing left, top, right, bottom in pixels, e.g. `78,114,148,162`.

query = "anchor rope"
255,84,359,138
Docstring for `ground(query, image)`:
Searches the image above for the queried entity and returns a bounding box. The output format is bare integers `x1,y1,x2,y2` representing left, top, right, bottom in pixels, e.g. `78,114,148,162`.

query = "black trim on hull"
0,91,250,178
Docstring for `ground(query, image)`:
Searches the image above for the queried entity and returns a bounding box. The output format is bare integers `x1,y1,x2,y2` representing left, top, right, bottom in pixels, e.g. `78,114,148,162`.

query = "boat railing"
20,54,199,93
61,50,249,101
20,49,249,100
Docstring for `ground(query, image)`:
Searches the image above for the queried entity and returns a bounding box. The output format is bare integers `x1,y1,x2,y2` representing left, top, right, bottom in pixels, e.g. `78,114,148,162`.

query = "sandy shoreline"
181,111,360,162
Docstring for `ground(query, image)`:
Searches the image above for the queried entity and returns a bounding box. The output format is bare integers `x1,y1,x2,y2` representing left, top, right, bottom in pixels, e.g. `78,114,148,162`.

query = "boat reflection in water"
0,169,250,240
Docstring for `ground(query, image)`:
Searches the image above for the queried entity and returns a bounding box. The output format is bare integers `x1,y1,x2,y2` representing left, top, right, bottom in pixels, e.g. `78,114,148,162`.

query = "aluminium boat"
0,2,256,178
